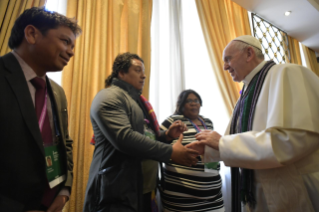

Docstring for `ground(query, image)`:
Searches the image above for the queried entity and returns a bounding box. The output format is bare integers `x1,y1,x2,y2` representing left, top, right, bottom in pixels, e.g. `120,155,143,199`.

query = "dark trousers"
143,192,152,212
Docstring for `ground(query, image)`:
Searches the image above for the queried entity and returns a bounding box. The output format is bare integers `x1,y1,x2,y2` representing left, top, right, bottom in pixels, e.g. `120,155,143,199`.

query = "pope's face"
222,41,249,82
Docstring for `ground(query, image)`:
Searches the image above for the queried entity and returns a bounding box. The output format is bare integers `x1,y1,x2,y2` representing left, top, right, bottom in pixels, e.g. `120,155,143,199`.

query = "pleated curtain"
0,0,46,56
61,1,152,211
301,44,319,76
195,0,251,116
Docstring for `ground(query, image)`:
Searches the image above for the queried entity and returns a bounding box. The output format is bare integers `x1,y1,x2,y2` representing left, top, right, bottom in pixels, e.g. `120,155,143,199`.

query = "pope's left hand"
195,130,221,150
166,120,188,140
47,195,69,212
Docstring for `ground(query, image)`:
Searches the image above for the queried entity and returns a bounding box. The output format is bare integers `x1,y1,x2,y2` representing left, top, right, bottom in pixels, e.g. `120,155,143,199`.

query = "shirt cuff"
203,145,221,162
58,187,70,197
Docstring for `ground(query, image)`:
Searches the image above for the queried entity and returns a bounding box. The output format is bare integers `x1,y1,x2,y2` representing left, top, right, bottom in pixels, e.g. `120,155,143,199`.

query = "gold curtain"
301,44,319,76
0,0,46,55
62,0,152,211
286,36,302,65
195,0,251,116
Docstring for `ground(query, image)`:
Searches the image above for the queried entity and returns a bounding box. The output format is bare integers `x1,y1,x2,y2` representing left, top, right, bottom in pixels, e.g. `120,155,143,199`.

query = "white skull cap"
233,35,262,51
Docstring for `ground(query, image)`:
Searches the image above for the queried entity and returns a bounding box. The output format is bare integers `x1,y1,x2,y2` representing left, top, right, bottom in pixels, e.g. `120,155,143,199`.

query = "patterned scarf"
139,95,161,137
90,95,160,145
230,61,276,211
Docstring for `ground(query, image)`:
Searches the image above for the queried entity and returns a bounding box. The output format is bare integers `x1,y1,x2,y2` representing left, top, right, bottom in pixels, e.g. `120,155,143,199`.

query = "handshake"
169,126,222,167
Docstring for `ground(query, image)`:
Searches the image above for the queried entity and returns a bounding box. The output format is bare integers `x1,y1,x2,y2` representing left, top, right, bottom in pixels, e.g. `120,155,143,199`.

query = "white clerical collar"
242,60,267,88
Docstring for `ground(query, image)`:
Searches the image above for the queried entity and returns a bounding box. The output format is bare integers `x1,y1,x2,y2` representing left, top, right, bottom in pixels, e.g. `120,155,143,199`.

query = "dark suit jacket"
0,53,73,211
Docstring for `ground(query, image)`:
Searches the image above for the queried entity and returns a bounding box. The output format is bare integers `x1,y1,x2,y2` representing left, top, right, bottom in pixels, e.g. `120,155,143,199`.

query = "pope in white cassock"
187,35,319,212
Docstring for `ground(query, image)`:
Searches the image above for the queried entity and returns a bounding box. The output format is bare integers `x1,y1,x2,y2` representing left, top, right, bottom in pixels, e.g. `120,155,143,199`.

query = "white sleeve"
204,146,221,162
218,128,319,169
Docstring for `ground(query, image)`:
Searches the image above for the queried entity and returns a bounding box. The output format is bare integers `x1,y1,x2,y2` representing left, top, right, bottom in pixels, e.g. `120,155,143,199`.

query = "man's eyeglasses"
185,99,200,104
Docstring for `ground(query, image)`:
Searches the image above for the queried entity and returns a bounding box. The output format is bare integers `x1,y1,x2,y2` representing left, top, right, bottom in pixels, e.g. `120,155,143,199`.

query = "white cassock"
204,61,319,212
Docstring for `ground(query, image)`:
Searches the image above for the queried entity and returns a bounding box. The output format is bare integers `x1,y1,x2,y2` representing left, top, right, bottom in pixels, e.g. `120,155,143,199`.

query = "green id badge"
44,145,66,188
145,130,156,140
144,123,156,140
204,162,219,172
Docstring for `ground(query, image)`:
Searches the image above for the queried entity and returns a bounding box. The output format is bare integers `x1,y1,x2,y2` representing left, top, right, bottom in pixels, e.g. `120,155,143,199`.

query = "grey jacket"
83,78,172,212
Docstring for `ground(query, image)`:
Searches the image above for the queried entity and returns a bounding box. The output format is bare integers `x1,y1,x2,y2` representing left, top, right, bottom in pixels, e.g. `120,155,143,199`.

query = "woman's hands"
165,120,188,140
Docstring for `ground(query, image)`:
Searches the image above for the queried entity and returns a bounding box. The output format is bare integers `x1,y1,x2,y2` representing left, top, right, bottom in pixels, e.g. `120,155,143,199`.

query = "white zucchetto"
233,35,262,51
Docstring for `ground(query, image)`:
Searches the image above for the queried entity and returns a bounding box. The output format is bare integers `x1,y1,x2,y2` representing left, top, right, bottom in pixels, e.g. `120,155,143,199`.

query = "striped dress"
160,115,224,212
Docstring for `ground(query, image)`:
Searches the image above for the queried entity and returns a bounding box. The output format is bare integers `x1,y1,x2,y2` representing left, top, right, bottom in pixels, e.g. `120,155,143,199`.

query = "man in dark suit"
0,7,81,212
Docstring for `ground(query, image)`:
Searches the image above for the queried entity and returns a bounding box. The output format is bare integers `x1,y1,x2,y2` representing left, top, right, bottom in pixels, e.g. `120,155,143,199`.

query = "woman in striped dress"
160,89,224,212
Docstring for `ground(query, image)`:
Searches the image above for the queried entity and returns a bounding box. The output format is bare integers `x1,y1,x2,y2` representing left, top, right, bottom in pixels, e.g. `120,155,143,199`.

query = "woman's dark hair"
105,52,144,87
8,7,81,49
174,89,202,115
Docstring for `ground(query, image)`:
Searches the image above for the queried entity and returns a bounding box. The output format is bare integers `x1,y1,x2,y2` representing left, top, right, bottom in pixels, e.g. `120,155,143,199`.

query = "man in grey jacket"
83,52,199,212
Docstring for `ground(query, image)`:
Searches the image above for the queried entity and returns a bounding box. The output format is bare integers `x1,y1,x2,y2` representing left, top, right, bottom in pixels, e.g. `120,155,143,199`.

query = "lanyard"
188,118,207,133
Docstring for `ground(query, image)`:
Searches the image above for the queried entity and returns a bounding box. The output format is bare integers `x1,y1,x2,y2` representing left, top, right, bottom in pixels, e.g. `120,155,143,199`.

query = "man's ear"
118,70,124,80
24,25,40,45
246,47,255,62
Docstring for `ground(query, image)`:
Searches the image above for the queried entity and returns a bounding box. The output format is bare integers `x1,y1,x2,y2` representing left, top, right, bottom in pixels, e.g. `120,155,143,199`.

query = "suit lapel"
47,79,70,177
46,78,65,140
3,53,45,156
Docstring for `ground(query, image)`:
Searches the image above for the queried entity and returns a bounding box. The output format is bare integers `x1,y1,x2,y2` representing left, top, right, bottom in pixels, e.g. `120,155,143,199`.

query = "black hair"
174,89,202,115
8,7,82,49
105,52,144,87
